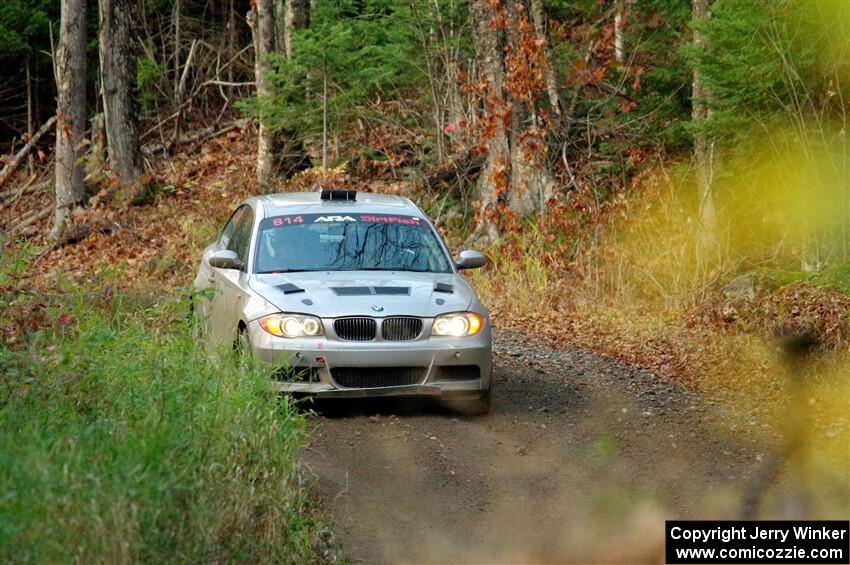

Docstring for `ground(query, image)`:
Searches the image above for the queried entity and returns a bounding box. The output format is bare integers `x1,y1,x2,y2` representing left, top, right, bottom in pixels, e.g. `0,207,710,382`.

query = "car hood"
249,271,474,318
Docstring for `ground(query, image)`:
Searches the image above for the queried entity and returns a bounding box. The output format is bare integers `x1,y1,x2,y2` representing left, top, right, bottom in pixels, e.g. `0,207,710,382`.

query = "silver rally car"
193,189,492,413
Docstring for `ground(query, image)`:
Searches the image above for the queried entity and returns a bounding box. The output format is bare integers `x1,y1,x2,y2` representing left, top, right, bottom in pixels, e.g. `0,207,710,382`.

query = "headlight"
431,312,484,337
259,314,324,338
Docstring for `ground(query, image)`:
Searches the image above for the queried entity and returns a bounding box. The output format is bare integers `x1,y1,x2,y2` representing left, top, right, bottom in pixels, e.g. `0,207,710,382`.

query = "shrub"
0,292,327,563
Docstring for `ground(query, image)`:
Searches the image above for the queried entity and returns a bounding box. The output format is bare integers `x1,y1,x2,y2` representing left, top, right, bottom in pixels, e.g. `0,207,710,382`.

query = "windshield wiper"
255,268,325,274
351,267,429,273
258,267,438,274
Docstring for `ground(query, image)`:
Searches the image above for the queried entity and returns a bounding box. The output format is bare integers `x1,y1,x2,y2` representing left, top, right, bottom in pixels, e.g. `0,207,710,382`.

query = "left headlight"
259,313,324,338
431,312,484,337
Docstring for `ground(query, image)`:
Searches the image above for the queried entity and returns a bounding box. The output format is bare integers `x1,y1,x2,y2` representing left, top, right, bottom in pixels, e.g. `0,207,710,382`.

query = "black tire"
234,326,252,368
188,299,204,341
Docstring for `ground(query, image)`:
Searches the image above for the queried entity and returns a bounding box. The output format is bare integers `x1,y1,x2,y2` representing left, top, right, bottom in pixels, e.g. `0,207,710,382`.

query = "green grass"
810,260,850,294
0,290,330,563
757,259,850,295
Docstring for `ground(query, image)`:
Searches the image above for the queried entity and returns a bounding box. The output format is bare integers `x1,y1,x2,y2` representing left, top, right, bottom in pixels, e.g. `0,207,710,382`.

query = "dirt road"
303,331,764,563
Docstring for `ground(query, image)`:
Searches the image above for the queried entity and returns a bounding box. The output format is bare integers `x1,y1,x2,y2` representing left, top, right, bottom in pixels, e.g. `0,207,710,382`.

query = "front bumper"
247,319,491,398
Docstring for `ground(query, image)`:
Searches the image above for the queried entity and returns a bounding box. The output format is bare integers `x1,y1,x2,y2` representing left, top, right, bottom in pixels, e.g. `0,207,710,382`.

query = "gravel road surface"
304,330,764,563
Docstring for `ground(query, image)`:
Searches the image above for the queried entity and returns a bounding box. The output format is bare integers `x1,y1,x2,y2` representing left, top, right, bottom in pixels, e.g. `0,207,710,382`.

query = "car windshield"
255,213,452,274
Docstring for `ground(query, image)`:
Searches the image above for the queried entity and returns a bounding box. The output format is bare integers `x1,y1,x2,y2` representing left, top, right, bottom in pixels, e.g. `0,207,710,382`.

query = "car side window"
217,207,244,251
226,206,254,268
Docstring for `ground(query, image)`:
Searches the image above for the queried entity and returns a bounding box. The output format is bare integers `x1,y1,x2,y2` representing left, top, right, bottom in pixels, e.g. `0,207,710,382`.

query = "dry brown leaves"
9,126,259,294
755,283,850,351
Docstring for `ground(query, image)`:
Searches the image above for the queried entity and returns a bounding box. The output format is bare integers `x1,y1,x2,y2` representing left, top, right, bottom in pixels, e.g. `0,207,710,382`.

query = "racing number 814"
273,216,303,226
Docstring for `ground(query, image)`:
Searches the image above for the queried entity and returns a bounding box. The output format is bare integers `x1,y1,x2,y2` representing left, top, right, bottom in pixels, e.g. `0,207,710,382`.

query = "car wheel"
234,326,252,368
188,299,204,341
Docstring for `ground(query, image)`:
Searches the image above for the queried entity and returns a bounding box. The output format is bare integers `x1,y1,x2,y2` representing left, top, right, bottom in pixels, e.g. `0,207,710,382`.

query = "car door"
210,205,255,349
204,205,252,348
196,210,237,345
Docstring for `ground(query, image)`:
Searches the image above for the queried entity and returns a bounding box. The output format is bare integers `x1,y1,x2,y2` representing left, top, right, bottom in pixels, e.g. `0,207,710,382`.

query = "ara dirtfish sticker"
262,213,425,228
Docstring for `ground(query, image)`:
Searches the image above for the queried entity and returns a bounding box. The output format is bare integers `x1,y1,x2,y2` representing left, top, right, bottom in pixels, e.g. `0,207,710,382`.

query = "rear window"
254,213,452,274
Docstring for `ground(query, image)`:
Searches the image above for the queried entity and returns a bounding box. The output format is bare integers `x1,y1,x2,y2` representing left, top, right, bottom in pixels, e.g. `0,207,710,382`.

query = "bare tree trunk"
505,0,555,217
173,0,181,103
226,0,244,102
692,0,716,232
52,0,87,239
100,0,142,199
26,54,35,175
614,0,626,66
448,58,466,128
275,0,284,53
409,0,446,166
33,53,42,137
227,0,236,86
469,0,508,242
248,0,276,190
284,0,310,61
469,0,556,233
278,0,313,178
322,70,328,176
507,118,555,217
529,0,562,119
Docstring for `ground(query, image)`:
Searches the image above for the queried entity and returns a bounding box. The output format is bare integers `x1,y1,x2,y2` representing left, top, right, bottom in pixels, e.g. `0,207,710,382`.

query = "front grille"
382,317,423,341
334,317,377,341
331,367,425,388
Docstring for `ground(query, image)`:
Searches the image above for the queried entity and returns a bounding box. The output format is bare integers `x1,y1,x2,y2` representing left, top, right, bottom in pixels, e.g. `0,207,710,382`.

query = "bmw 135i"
193,189,492,414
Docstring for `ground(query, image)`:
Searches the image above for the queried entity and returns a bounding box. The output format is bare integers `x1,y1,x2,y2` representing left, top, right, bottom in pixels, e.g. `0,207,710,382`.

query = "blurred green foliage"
0,0,54,55
690,0,850,157
241,0,470,154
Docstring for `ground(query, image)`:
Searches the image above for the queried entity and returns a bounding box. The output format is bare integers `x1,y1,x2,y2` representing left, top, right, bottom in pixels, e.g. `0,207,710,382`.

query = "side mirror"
455,250,486,270
208,249,242,270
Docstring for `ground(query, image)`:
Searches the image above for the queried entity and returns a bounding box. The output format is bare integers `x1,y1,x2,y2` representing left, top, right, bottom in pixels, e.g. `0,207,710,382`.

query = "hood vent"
332,286,410,296
332,287,372,296
277,283,305,294
434,282,454,294
374,286,410,296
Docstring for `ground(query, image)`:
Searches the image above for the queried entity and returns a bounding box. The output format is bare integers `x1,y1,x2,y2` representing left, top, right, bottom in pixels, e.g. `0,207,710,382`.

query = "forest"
0,0,848,562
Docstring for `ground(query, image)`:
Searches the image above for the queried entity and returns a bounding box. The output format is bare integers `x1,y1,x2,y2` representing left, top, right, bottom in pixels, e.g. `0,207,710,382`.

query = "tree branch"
0,116,56,189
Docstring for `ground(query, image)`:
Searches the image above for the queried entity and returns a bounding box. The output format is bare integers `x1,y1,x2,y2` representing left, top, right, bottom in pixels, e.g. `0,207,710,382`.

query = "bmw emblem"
372,305,384,312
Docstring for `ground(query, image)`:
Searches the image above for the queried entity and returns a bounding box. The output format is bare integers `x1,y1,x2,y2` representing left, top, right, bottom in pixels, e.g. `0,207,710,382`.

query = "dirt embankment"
304,331,778,564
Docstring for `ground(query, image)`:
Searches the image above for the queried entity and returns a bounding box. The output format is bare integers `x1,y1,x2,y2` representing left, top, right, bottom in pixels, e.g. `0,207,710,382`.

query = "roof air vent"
320,189,357,201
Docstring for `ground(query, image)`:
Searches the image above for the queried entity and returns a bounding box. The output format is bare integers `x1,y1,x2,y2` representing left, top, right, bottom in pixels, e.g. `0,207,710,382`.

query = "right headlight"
431,312,484,337
259,313,324,338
